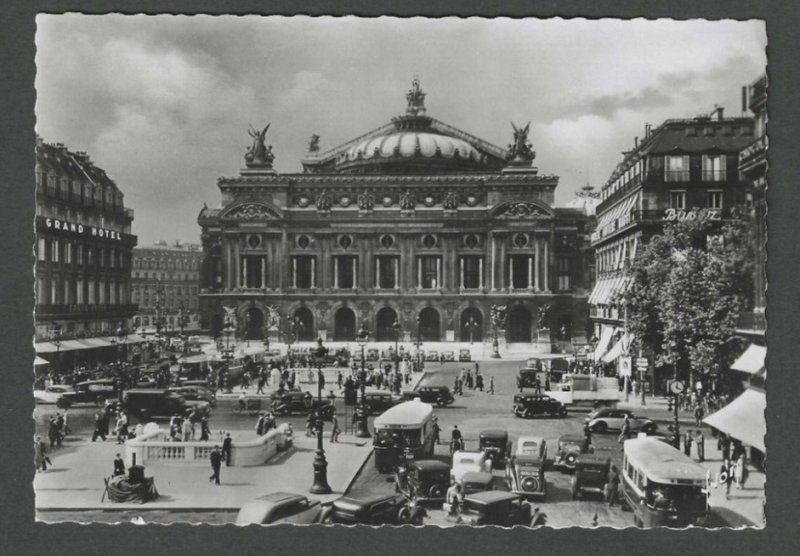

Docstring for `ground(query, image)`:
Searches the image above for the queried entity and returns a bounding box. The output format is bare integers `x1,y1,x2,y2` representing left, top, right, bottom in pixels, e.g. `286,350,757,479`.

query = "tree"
620,208,754,390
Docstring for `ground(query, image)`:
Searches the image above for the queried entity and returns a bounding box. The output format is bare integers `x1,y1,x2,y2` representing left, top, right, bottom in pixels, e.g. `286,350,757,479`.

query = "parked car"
34,384,74,404
394,459,451,503
478,430,511,468
461,471,497,496
169,386,216,406
554,434,592,471
584,407,656,434
57,379,119,408
506,436,547,498
442,351,455,361
457,491,532,527
402,386,454,407
571,454,611,500
362,391,403,414
425,351,440,362
322,493,424,525
458,349,472,362
451,450,493,484
121,389,211,421
236,492,322,525
512,393,568,418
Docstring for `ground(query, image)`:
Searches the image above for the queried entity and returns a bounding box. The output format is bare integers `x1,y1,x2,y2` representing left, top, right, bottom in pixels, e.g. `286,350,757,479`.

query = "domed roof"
343,132,483,163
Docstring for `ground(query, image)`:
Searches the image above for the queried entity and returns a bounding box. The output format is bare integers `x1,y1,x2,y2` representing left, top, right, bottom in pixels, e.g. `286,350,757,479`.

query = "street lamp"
669,340,681,451
490,305,503,359
51,321,62,377
114,322,128,368
589,334,599,374
354,324,371,439
392,319,402,375
178,302,187,354
287,317,302,369
310,337,332,494
244,312,251,347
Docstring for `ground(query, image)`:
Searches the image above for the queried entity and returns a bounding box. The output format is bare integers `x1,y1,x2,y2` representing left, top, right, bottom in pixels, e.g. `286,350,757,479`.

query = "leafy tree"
619,208,754,389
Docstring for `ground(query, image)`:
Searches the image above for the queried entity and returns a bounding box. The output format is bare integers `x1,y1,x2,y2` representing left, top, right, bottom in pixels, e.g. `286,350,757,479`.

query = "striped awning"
602,332,634,363
731,344,766,377
593,327,615,361
589,275,630,306
595,192,640,239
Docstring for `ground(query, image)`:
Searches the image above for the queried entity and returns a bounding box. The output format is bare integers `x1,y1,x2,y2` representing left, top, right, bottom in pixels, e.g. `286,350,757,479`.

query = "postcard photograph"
32,14,767,528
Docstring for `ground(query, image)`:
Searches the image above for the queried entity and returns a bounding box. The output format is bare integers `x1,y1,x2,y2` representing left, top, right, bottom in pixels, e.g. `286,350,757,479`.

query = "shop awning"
703,389,766,453
34,339,91,353
602,332,634,363
125,334,147,344
34,356,50,366
593,327,615,361
79,337,114,348
589,275,630,306
731,344,766,377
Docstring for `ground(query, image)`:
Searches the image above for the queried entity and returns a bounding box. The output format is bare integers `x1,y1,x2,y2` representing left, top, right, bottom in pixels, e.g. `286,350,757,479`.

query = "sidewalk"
35,432,373,512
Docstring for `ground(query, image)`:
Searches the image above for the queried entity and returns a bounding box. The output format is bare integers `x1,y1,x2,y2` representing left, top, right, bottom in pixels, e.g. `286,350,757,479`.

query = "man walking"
200,417,211,441
683,430,693,457
330,413,341,443
694,430,705,462
92,410,107,442
694,404,705,427
489,376,494,395
209,446,222,485
606,465,621,506
618,415,630,443
222,433,233,466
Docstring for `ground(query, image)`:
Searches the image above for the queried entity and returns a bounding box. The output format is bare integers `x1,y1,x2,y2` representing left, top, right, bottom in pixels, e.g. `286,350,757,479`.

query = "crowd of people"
452,364,493,395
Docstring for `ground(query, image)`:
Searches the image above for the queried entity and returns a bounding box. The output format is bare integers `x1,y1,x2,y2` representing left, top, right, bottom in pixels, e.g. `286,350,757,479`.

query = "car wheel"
559,407,568,418
429,484,445,499
591,421,607,433
522,476,540,492
397,506,412,524
436,398,446,407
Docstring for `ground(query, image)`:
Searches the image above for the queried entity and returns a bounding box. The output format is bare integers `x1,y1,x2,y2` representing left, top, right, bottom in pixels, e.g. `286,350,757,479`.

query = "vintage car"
478,430,511,468
362,391,403,414
402,385,454,407
506,436,547,498
168,386,216,406
57,379,119,408
457,491,532,527
584,407,657,434
366,348,381,361
34,384,74,404
425,350,440,362
394,459,451,503
458,349,472,362
554,434,592,471
442,351,455,362
269,391,335,420
236,492,322,525
121,389,211,421
451,450,493,484
571,454,611,500
461,471,497,496
322,493,424,526
512,393,568,418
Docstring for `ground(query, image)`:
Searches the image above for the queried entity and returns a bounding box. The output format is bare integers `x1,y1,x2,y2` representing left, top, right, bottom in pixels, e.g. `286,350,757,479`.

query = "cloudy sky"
35,15,767,246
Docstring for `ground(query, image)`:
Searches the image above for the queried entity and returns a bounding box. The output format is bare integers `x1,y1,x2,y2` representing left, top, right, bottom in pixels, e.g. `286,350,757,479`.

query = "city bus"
621,437,709,528
373,399,435,473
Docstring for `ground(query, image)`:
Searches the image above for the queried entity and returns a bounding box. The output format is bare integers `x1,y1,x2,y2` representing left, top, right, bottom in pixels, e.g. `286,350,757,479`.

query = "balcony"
36,303,139,317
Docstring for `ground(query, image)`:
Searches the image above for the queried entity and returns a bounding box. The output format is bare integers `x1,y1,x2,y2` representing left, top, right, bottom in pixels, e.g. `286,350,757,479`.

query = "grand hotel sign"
43,217,123,241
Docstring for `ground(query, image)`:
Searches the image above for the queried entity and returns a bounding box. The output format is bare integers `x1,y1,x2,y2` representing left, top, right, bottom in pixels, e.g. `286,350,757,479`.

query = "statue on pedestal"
506,121,536,165
245,123,275,168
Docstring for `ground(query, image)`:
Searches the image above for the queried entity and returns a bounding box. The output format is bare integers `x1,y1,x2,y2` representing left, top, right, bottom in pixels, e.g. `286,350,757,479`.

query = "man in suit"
209,446,222,485
222,433,233,466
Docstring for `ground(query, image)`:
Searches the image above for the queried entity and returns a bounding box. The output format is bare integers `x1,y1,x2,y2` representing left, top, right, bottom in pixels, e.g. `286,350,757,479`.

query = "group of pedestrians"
47,412,68,448
453,364,492,395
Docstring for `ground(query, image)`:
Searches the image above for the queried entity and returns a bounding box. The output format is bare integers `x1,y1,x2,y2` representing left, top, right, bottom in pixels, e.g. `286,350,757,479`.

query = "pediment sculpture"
496,201,550,218
399,189,417,211
224,203,281,220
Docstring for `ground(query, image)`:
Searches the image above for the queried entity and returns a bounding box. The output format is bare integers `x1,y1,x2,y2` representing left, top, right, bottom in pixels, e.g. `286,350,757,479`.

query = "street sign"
618,356,632,377
635,358,649,369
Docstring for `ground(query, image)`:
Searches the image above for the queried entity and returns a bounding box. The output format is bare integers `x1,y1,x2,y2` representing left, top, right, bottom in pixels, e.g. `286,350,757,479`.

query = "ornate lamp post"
114,322,128,367
392,319,402,374
51,321,62,377
414,315,423,370
490,304,504,359
669,340,681,450
589,334,599,374
310,337,332,494
178,302,187,354
244,312,251,347
354,324,371,438
287,317,302,369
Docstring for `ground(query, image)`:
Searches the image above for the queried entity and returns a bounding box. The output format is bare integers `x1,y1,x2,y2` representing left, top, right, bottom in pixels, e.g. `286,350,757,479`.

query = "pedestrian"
48,416,58,448
256,376,265,395
694,430,705,462
432,417,441,445
475,373,484,392
489,376,494,395
34,435,49,472
200,417,210,441
721,435,731,462
694,404,705,427
113,453,126,477
256,413,266,436
182,417,192,442
91,410,107,442
606,465,621,506
62,408,70,436
330,413,341,443
683,430,693,457
337,370,343,390
115,411,129,444
222,433,232,466
534,377,542,395
718,458,734,499
474,362,479,375
618,415,630,443
445,481,462,517
734,453,748,489
209,446,222,485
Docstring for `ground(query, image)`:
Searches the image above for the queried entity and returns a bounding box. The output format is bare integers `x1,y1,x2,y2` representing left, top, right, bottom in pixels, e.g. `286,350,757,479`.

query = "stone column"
528,255,533,290
436,257,442,291
352,256,357,290
394,257,399,290
490,235,496,291
292,257,297,289
479,257,484,289
376,257,381,290
460,257,465,290
226,239,232,290
417,258,423,290
509,256,515,290
261,256,266,289
544,239,550,292
242,257,248,288
311,257,316,289
234,238,240,288
334,257,339,289
499,237,506,291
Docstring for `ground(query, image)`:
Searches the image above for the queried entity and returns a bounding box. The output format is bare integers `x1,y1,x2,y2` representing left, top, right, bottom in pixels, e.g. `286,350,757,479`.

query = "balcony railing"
36,303,139,316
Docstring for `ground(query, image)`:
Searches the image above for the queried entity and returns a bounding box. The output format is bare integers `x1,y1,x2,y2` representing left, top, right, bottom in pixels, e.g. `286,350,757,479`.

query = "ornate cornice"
218,173,558,186
490,199,554,219
219,201,283,221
